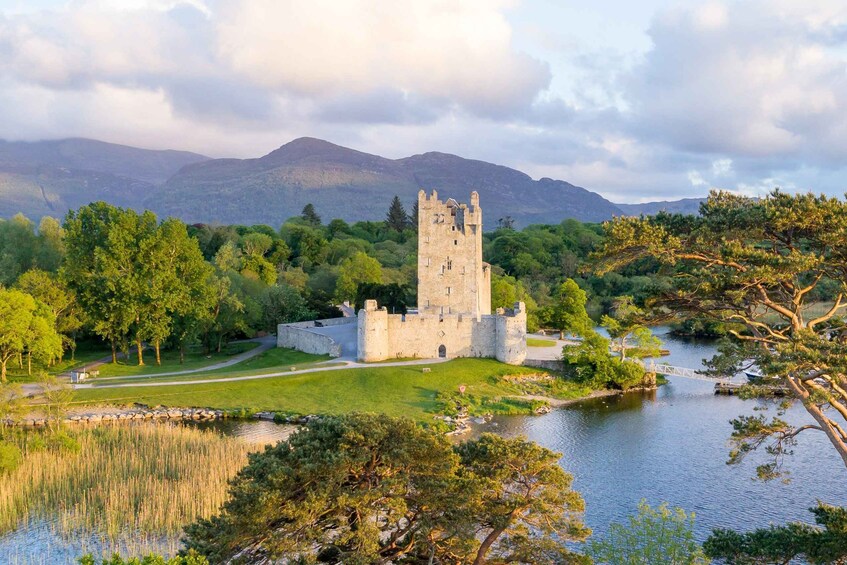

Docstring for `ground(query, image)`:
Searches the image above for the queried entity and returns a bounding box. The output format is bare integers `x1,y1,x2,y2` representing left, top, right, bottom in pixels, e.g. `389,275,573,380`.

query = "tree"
551,279,594,339
335,251,383,303
497,216,515,230
301,203,322,226
37,372,74,433
409,200,419,231
0,288,62,382
63,203,149,363
601,296,662,361
595,190,847,474
354,282,409,314
588,501,707,564
704,503,847,564
16,269,83,361
562,331,648,390
385,195,411,232
241,232,273,257
259,284,314,331
183,414,588,564
455,433,590,564
78,551,208,565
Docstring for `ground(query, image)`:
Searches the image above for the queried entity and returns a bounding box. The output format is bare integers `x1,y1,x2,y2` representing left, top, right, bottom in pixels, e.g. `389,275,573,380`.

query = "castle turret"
357,300,389,362
495,302,527,365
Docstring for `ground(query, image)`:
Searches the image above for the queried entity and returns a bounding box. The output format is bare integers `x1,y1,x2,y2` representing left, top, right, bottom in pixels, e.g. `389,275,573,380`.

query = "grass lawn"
71,358,592,421
6,347,109,384
527,338,556,347
91,342,259,378
95,348,333,384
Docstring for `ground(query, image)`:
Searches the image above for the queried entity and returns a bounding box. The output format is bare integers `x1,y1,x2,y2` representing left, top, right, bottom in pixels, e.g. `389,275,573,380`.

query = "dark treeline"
0,196,667,370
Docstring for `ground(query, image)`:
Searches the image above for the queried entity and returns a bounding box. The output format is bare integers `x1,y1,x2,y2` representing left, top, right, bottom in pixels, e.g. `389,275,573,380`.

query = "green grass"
91,342,259,378
6,347,109,383
96,348,333,384
527,338,556,347
71,358,592,421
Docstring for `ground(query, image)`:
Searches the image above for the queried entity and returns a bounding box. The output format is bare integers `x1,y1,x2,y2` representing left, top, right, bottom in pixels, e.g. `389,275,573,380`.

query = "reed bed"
0,424,255,540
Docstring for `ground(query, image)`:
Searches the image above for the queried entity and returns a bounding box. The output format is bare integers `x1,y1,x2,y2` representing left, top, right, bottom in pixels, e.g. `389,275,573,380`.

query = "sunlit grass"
73,358,590,420
91,342,259,378
0,425,254,540
527,338,556,347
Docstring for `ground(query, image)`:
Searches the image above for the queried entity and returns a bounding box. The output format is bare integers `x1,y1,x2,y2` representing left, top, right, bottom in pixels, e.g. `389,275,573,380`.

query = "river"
2,329,845,562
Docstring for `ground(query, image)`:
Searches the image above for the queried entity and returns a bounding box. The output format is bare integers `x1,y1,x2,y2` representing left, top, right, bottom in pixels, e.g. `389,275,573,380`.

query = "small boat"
745,371,779,383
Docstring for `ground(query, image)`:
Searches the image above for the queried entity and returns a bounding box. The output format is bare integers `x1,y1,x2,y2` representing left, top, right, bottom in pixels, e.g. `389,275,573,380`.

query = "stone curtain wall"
358,299,526,365
277,317,355,357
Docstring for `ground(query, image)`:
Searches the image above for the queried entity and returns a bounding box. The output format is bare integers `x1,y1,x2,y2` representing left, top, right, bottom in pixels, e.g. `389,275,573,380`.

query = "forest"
0,195,669,376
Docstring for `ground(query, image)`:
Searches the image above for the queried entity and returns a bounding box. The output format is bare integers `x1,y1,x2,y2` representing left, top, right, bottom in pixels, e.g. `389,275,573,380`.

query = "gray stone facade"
357,190,526,365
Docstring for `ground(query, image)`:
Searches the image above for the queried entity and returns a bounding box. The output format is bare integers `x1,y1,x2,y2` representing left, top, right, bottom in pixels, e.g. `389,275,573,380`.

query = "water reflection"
472,329,847,540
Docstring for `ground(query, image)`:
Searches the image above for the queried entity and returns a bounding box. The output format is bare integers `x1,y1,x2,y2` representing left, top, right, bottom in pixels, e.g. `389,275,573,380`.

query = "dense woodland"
0,195,668,375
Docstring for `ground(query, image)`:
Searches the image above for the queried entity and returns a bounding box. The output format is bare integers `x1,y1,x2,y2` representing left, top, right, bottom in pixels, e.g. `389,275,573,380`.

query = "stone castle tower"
417,190,491,318
357,190,526,365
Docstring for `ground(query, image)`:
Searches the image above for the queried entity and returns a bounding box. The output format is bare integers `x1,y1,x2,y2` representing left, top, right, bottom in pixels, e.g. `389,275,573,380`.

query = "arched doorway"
438,344,447,358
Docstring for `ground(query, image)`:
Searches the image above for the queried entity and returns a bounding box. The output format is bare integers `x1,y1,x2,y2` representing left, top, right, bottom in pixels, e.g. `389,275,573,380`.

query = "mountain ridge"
0,136,702,226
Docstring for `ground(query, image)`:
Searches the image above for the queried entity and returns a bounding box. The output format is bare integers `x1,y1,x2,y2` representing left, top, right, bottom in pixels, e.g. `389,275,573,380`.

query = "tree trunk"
473,526,508,565
136,339,145,366
0,360,6,383
179,345,185,364
27,352,31,376
217,334,223,353
155,341,161,365
17,353,22,369
110,341,117,364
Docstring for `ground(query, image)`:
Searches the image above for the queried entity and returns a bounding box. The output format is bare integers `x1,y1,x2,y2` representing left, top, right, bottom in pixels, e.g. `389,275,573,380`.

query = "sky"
1,0,847,203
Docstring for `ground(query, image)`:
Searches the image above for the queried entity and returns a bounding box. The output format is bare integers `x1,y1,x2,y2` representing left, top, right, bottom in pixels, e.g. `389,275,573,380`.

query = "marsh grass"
0,424,254,541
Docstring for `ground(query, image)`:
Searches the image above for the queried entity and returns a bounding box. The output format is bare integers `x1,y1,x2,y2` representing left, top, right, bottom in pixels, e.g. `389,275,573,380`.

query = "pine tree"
300,203,321,226
409,200,419,231
385,195,410,232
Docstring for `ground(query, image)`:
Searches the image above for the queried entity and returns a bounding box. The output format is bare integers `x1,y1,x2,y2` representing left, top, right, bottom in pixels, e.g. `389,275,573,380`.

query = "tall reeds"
0,424,254,540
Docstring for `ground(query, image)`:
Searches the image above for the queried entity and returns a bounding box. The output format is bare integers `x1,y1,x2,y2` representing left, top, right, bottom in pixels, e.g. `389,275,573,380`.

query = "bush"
78,551,208,565
0,441,22,473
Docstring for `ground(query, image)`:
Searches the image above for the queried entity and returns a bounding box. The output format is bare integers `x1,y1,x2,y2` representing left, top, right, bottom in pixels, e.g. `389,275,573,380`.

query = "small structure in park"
357,190,526,364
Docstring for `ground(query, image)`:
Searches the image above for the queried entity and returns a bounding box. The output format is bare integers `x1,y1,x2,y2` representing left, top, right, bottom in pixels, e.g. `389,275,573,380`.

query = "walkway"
90,335,276,382
74,356,449,390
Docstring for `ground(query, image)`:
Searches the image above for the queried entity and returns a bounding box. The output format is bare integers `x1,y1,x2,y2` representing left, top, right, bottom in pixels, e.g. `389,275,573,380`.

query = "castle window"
446,287,451,295
454,240,458,245
447,259,452,270
452,226,455,231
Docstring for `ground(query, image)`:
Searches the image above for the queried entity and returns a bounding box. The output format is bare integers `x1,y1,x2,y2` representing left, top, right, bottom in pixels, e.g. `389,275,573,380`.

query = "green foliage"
588,501,707,564
601,296,662,361
183,414,588,564
0,287,62,381
551,279,594,338
78,552,208,565
354,282,409,314
704,503,847,564
335,251,383,303
300,203,322,226
385,194,411,232
259,283,315,331
0,441,22,474
563,331,648,391
595,189,847,474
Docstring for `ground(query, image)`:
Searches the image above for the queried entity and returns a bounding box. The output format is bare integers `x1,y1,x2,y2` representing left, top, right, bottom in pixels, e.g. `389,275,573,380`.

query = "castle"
357,190,527,364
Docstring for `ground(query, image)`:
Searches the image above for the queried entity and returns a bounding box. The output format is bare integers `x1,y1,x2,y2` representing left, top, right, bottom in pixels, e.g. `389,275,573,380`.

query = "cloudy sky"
1,0,846,202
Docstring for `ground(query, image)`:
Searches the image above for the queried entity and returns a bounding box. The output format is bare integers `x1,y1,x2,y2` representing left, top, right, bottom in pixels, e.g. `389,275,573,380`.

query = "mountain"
0,135,702,226
152,137,623,226
0,138,208,219
614,198,705,216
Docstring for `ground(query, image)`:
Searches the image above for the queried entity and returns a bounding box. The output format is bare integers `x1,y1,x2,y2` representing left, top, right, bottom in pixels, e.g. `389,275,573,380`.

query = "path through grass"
73,358,591,420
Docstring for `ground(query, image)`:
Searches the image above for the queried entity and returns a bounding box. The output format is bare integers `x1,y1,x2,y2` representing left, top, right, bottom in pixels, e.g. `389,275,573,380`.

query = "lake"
2,328,845,562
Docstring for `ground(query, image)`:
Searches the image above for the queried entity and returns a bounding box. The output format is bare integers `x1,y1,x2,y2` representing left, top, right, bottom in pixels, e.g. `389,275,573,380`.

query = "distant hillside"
152,137,623,226
614,197,704,216
0,138,208,219
0,135,704,227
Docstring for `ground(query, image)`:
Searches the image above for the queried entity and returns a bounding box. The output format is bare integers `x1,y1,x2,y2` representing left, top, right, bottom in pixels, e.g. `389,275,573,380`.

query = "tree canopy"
183,414,589,564
596,189,847,473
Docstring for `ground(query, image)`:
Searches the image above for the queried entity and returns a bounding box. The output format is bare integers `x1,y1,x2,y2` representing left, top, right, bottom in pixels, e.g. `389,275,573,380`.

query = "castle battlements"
357,191,526,365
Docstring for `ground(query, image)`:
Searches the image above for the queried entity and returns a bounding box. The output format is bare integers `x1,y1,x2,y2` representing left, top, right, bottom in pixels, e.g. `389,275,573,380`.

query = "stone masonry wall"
277,317,354,357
